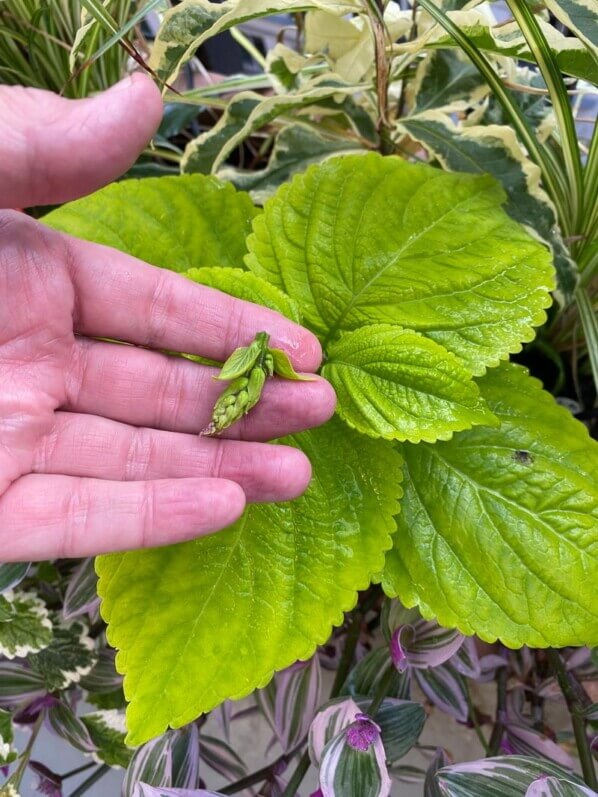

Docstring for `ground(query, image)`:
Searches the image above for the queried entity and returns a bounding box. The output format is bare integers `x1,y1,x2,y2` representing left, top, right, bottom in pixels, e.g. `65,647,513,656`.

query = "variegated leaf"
198,735,247,782
80,648,123,694
273,657,322,752
0,592,53,659
435,756,591,797
0,709,16,766
504,723,574,769
81,709,132,768
341,648,410,701
149,0,359,85
319,715,392,797
47,700,96,754
525,775,598,796
542,0,598,49
357,698,425,764
309,697,361,766
414,664,468,722
63,558,99,621
182,82,360,175
0,663,46,707
424,748,451,797
27,620,96,690
0,564,29,595
410,49,488,113
123,734,173,797
133,788,225,797
386,601,465,670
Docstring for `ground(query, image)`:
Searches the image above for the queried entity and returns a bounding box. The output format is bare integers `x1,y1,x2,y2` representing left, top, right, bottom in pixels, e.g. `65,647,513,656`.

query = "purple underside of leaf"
345,715,382,752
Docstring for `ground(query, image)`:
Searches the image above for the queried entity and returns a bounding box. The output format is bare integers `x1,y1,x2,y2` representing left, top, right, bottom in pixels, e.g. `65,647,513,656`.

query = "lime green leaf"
182,82,360,175
269,348,315,381
398,111,577,303
28,620,97,690
219,125,364,205
184,267,301,322
81,710,132,768
323,324,497,442
0,709,17,766
397,9,598,83
0,592,53,659
44,175,257,273
150,0,359,85
216,341,262,381
411,49,488,113
382,362,598,648
543,0,598,50
97,417,402,744
246,154,554,375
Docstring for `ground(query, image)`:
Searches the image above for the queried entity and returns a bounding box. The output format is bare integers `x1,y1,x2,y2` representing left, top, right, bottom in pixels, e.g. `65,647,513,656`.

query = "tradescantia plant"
39,151,598,751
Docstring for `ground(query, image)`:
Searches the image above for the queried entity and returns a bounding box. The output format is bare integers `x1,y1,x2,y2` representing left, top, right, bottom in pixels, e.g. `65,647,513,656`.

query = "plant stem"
281,751,311,797
547,649,597,789
61,762,96,780
367,0,393,155
367,663,395,718
464,680,490,754
12,710,44,788
68,764,111,797
488,666,507,756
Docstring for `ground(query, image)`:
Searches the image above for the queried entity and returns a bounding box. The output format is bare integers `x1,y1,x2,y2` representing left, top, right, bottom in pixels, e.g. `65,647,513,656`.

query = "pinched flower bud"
201,376,250,436
246,365,267,412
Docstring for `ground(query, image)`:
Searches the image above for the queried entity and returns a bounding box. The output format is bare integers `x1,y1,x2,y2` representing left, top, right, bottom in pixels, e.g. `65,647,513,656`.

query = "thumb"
0,73,163,209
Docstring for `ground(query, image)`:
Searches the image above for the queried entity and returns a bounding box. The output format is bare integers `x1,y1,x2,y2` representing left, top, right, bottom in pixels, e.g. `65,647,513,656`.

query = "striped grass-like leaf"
273,657,322,752
199,735,247,782
0,564,29,595
309,697,361,766
123,734,173,797
525,776,598,796
63,558,99,621
0,662,46,706
424,748,451,797
341,648,410,701
357,698,425,764
436,756,590,797
504,723,574,769
414,664,468,722
47,700,96,754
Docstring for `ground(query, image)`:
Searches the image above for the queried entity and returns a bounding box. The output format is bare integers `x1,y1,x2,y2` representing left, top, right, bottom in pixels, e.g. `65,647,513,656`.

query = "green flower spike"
201,331,315,436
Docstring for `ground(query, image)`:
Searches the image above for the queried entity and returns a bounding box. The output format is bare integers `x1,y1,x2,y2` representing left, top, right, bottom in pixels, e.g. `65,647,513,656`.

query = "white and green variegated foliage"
433,756,596,797
44,148,598,747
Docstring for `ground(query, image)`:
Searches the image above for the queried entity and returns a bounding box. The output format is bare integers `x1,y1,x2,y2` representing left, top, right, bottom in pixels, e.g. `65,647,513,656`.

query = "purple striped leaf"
414,664,468,722
79,648,123,695
525,775,598,796
47,700,96,754
424,748,451,797
133,788,225,797
123,733,174,797
356,698,425,764
319,715,391,797
478,653,508,683
389,764,426,783
62,559,99,621
390,622,465,671
435,755,590,797
170,724,201,789
255,678,276,732
451,638,481,679
0,663,46,708
273,657,322,752
198,735,247,782
504,724,574,769
309,697,361,766
341,648,410,701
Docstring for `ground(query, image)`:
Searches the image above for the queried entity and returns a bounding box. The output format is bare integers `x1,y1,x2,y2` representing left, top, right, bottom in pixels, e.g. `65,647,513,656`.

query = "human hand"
0,75,336,561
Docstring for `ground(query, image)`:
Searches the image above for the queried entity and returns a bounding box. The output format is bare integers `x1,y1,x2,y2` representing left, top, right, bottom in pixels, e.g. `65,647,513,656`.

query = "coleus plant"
41,153,598,749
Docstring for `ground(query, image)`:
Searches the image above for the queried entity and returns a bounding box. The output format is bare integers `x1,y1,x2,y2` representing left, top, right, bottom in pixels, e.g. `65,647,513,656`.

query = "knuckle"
144,270,175,348
138,481,157,548
124,428,154,481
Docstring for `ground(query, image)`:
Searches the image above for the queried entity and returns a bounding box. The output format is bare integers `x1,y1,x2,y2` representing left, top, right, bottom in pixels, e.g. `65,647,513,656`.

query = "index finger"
66,234,323,371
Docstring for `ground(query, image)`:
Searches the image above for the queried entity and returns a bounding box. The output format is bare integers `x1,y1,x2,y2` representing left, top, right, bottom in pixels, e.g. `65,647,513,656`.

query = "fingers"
33,412,313,503
0,473,246,561
65,339,336,440
65,236,323,371
0,74,162,209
